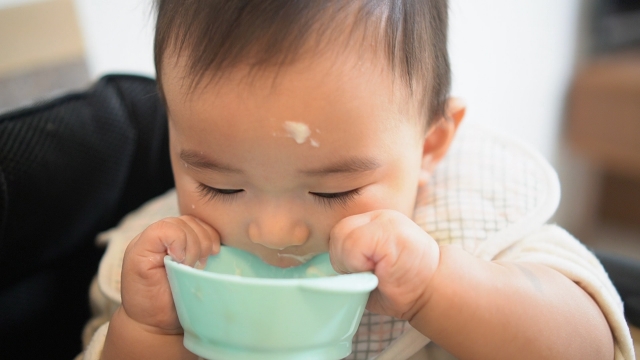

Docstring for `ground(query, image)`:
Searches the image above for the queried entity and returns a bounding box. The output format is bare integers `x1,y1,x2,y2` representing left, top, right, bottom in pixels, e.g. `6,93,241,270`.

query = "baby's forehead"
167,52,400,114
164,49,428,155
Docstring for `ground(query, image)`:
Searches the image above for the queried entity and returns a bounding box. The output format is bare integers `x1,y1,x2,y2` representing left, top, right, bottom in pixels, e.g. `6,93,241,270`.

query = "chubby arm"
102,216,220,360
330,210,614,360
412,245,614,360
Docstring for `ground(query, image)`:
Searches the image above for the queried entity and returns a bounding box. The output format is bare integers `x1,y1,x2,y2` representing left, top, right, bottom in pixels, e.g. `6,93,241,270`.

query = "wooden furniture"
567,50,640,227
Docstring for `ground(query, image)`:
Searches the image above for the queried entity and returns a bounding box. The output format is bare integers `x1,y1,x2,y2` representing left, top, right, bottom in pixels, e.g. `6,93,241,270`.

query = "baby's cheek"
196,206,246,247
174,184,200,216
388,181,420,217
351,185,409,215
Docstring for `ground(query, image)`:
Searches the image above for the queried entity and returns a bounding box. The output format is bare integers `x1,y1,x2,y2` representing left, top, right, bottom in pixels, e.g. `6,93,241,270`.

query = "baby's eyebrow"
300,157,381,175
179,150,243,174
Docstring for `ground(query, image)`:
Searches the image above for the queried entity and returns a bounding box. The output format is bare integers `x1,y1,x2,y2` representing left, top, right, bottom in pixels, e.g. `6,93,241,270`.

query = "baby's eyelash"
197,183,244,203
310,188,362,209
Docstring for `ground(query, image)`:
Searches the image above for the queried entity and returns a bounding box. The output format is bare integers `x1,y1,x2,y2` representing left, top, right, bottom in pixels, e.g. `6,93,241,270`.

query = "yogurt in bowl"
164,246,378,360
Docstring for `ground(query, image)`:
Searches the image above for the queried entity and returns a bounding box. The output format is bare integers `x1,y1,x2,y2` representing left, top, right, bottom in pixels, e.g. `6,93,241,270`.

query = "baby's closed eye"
197,183,244,203
309,188,362,208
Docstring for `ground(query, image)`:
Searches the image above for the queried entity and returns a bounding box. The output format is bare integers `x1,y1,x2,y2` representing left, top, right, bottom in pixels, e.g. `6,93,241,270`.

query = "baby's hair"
154,0,450,126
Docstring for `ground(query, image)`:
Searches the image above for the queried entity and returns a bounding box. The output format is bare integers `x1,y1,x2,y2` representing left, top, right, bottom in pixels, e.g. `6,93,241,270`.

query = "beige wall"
0,0,84,77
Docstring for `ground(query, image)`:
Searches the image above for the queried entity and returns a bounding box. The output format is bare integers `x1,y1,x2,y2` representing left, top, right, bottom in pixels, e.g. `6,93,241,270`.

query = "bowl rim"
164,255,378,292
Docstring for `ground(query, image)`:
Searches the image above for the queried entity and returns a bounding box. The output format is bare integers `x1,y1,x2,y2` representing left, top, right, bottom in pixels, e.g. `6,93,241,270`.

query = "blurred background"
0,0,638,356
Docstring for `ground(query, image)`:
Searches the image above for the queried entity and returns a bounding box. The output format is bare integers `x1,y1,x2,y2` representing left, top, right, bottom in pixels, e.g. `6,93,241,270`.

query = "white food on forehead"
283,121,311,144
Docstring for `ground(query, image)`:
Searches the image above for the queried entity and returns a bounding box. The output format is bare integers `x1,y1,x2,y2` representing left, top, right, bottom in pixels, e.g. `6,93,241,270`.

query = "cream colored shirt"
79,124,636,360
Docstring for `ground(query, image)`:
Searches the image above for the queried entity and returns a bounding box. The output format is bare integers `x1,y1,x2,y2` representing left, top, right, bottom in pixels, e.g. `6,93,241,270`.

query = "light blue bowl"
164,246,378,360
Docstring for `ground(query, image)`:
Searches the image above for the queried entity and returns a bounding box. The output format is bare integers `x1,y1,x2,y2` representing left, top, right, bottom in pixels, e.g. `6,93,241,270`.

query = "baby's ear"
419,98,466,183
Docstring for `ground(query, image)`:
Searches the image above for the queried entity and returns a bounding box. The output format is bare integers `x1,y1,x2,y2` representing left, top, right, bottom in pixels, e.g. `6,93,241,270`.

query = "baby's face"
163,51,427,267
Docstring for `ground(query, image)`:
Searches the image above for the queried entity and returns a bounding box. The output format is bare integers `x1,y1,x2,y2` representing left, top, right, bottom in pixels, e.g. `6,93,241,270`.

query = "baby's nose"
248,217,309,250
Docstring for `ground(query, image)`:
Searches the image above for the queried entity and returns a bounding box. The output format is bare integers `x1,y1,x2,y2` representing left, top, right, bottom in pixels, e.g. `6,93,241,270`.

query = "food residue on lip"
277,252,318,265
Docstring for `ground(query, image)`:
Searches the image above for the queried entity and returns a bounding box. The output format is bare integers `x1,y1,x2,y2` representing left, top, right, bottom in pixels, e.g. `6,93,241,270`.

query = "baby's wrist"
407,245,495,338
117,305,184,337
397,238,442,323
103,307,193,360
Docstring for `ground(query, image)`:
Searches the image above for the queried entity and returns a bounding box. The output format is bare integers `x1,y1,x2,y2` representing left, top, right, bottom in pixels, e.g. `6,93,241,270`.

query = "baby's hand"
119,216,220,334
329,210,440,321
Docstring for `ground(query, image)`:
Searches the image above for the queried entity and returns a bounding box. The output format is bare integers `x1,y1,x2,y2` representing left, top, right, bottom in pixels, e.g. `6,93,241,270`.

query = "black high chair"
0,75,174,359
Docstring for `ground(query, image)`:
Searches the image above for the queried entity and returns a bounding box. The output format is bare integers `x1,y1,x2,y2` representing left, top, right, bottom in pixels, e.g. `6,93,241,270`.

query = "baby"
81,0,633,359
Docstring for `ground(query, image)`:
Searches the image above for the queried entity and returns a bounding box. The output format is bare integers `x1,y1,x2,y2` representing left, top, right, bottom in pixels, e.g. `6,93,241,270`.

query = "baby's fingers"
133,219,190,263
164,217,206,267
130,216,221,271
329,212,380,274
329,210,434,276
174,215,221,268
